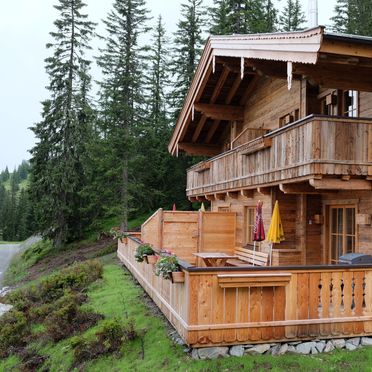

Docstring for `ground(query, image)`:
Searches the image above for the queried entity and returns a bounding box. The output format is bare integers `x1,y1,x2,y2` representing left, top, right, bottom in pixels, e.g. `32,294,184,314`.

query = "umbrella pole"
269,243,273,266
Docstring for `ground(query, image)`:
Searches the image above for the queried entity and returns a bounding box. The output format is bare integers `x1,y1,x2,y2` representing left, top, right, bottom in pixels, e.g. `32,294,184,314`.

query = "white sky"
0,0,335,171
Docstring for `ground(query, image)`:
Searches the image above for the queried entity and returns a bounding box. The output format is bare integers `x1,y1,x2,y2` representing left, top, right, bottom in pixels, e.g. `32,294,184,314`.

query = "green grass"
3,258,372,371
0,241,21,244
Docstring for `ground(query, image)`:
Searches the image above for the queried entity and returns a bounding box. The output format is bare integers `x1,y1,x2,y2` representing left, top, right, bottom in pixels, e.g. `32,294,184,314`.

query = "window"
244,207,255,244
329,206,356,263
320,92,338,115
343,90,358,117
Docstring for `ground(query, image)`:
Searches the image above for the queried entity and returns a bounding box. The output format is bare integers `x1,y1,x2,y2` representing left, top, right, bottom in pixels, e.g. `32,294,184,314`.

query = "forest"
3,0,371,247
0,162,34,241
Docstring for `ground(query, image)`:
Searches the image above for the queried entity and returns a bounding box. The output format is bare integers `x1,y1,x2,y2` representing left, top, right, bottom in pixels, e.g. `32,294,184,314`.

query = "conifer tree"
29,0,95,247
96,0,150,231
209,0,278,35
279,0,306,31
209,0,231,35
171,0,205,119
332,0,372,36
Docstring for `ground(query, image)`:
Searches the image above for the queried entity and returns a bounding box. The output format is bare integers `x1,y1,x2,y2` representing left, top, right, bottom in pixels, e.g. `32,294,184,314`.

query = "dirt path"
0,243,21,286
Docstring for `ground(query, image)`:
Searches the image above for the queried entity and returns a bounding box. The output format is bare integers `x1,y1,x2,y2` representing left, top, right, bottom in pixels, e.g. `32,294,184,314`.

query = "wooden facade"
118,28,372,346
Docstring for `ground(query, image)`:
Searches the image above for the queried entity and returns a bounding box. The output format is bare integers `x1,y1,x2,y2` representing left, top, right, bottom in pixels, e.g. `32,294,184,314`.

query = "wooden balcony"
187,115,372,198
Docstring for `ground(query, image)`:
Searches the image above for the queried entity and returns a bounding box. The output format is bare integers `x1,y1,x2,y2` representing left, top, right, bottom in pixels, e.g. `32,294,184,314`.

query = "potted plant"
109,227,128,243
155,255,184,283
135,243,156,263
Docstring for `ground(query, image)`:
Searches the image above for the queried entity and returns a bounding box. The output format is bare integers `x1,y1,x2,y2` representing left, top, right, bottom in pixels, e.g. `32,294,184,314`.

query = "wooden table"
193,252,238,267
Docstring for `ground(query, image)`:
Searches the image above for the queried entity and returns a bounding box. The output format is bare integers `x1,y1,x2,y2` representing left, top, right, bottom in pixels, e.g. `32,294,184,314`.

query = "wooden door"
328,206,356,263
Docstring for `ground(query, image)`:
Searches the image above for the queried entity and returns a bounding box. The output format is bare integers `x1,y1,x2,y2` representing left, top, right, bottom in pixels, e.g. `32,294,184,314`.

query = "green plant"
71,318,138,364
109,227,128,240
0,310,29,358
155,255,180,280
134,243,155,262
44,299,103,342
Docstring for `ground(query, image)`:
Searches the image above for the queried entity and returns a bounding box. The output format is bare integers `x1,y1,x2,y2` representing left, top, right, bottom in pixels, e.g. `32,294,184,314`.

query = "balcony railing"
187,115,372,197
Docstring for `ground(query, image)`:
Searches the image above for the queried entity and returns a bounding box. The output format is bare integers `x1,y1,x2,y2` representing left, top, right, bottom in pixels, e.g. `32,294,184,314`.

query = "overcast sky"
0,0,335,171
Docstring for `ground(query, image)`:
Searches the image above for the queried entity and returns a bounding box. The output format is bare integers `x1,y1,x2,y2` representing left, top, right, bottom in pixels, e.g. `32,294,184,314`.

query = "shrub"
44,296,103,342
5,259,103,312
71,318,138,364
134,243,155,262
155,255,180,280
29,290,88,322
0,310,29,358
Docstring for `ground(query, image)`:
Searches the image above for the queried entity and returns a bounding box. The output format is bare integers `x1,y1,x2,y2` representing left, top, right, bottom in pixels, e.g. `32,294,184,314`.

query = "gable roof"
169,26,372,155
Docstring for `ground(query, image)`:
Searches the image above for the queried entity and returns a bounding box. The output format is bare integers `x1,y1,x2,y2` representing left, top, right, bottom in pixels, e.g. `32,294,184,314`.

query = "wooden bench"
227,247,269,267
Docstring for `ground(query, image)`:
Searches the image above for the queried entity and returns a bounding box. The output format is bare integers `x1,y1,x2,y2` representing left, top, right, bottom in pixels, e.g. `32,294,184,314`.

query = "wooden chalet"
118,27,372,348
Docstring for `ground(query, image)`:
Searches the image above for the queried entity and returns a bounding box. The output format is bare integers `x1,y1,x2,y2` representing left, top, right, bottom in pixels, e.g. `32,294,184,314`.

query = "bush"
134,244,155,262
29,290,88,322
44,295,103,342
5,259,103,312
71,318,138,364
0,310,29,357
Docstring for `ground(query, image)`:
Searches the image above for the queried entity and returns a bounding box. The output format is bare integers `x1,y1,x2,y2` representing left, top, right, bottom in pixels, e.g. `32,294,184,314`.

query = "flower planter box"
147,255,159,265
171,271,185,283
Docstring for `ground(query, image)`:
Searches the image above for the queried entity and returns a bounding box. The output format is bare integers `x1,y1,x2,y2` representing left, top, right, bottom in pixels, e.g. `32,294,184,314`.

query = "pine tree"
96,0,150,231
279,0,306,32
209,0,231,35
209,0,278,35
29,0,95,247
1,167,10,183
171,0,205,119
332,0,372,36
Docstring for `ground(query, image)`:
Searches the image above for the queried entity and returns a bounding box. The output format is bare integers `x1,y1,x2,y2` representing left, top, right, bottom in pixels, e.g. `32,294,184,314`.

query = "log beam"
309,178,372,190
214,193,226,201
241,189,254,198
178,142,221,157
205,194,216,201
257,187,271,196
194,103,244,121
227,191,239,199
279,183,333,194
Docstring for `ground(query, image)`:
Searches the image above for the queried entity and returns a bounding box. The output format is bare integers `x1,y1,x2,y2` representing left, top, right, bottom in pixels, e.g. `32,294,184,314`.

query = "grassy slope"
3,256,372,371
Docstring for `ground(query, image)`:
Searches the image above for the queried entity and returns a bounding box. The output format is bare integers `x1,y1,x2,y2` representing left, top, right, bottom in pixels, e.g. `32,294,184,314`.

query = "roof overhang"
169,26,372,156
169,27,325,155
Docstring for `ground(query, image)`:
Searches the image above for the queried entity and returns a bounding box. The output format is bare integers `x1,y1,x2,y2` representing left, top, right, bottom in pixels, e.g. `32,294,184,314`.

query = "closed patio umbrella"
266,201,285,265
252,200,265,266
253,200,265,243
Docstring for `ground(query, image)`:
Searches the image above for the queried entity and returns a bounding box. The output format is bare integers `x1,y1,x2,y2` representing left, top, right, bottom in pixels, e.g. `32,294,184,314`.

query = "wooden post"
158,208,163,249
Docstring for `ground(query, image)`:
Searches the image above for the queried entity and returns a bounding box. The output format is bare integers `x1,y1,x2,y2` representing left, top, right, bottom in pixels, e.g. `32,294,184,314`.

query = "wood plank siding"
187,115,372,197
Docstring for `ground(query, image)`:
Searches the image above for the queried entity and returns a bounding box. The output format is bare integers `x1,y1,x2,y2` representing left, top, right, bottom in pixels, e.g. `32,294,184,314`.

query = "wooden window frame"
244,206,256,245
326,204,357,264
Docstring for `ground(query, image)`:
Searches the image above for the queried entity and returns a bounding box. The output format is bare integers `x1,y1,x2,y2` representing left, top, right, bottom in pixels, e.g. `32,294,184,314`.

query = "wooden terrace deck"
117,210,372,347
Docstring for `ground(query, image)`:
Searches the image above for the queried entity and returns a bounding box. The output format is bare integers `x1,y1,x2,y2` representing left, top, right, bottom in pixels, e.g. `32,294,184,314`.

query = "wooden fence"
118,235,372,347
141,210,236,263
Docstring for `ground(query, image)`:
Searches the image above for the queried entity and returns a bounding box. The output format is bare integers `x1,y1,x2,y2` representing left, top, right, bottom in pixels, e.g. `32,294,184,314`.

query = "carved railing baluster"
363,274,367,310
317,278,323,318
329,278,334,316
351,276,356,314
340,278,345,313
